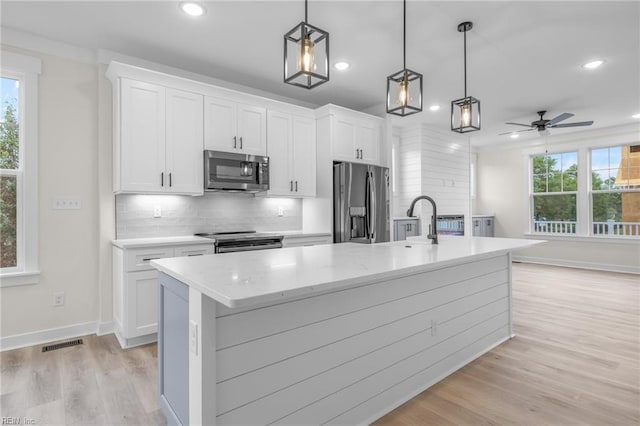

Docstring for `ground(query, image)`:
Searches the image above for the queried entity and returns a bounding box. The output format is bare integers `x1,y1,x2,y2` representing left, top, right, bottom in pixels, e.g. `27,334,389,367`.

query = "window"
591,145,640,237
531,151,578,234
0,52,41,286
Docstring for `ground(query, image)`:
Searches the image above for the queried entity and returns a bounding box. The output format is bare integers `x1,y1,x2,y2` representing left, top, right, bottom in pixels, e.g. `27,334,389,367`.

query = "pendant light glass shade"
451,21,481,133
386,0,422,116
284,0,329,89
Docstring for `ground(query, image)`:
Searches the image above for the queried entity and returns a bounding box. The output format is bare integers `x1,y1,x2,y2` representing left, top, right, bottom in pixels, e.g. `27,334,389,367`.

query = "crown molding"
1,27,95,64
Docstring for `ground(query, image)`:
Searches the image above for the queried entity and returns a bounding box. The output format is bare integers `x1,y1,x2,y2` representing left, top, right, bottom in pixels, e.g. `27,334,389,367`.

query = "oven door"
205,150,269,192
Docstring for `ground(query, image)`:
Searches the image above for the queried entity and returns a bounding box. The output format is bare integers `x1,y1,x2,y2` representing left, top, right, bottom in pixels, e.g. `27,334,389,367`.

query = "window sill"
524,233,640,245
0,270,40,287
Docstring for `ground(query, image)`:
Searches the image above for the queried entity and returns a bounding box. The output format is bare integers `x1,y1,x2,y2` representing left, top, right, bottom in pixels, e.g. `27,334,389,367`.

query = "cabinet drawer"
174,244,215,257
125,247,175,272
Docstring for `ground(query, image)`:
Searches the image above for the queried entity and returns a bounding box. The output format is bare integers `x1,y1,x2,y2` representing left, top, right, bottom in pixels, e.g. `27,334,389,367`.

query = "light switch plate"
52,197,81,210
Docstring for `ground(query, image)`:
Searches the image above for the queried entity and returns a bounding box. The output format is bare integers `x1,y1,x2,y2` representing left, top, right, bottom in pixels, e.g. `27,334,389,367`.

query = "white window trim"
0,51,41,287
523,137,640,241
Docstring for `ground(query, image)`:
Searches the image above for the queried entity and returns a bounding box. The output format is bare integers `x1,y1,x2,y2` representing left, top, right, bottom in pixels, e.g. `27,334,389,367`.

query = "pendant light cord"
403,0,406,70
463,27,467,97
305,0,308,23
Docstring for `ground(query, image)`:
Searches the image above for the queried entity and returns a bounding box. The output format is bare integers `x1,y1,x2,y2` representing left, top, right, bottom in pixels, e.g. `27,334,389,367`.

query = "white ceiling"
2,1,639,147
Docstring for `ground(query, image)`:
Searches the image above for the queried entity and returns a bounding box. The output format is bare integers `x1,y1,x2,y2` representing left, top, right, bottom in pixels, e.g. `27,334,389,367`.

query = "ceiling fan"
499,110,594,135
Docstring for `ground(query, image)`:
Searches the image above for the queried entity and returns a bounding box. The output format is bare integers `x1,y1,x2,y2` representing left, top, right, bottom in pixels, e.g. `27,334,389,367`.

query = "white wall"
475,125,640,273
1,46,102,339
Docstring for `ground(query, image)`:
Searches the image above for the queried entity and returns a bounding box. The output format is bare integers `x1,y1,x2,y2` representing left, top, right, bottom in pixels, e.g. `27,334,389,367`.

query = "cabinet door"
267,111,293,196
406,220,420,237
357,120,381,164
126,269,159,338
119,79,166,192
394,221,408,241
472,219,482,236
166,89,204,195
204,96,237,152
237,103,267,155
291,115,316,197
332,116,357,161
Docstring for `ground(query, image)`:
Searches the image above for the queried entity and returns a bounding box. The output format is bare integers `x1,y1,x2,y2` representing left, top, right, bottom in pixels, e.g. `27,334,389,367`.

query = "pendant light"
284,0,329,89
386,0,422,116
451,21,481,133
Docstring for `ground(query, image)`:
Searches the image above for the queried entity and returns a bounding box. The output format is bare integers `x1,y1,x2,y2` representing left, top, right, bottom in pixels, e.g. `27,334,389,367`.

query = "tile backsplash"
116,193,302,239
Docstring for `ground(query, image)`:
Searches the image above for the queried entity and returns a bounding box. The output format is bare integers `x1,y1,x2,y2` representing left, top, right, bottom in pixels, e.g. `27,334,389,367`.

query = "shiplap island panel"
151,237,542,425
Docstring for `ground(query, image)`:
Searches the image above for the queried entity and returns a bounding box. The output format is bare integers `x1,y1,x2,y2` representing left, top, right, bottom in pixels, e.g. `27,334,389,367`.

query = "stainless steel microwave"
204,150,270,192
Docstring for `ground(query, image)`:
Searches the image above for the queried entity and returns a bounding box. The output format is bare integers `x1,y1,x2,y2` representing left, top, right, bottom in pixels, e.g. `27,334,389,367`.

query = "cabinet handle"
240,137,243,149
295,181,298,192
161,172,164,187
233,136,237,148
360,149,363,159
169,173,172,187
142,257,161,262
187,253,203,257
290,180,293,191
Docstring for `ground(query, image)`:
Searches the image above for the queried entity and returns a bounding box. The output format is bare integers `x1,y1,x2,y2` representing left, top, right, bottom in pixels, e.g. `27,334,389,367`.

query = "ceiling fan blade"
505,122,533,128
499,128,534,135
546,112,574,125
551,120,594,128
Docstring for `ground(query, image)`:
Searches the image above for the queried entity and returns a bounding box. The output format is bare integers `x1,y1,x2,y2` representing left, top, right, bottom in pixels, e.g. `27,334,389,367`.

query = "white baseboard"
97,321,114,336
0,321,112,352
512,255,640,275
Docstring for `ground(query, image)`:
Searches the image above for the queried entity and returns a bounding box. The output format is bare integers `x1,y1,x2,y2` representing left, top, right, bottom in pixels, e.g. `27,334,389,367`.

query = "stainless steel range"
195,231,284,253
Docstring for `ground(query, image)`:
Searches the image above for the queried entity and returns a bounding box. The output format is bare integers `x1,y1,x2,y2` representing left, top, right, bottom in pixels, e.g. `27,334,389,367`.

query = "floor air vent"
42,338,83,352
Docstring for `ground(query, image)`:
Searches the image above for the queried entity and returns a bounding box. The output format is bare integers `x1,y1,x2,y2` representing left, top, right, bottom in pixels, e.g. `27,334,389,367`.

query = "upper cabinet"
317,105,383,165
267,108,316,197
204,96,267,156
113,78,204,195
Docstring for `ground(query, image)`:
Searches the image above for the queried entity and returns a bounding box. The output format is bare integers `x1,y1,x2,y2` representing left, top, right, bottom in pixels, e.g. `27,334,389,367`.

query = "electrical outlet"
189,320,198,355
52,197,81,210
278,206,284,217
153,205,162,218
53,292,65,307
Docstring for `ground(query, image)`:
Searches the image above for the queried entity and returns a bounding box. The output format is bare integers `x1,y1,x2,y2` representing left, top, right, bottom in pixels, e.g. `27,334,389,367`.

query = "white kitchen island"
151,236,542,425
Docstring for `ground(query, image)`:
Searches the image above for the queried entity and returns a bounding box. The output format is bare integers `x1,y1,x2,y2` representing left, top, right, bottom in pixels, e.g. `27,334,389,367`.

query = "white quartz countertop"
151,236,543,309
112,231,330,249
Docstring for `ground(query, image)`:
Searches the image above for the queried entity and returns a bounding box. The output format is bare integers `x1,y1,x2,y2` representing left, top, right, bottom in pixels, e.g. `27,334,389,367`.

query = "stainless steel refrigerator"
333,162,390,244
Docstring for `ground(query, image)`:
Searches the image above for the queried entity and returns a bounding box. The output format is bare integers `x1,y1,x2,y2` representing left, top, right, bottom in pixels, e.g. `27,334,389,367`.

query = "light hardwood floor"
1,263,638,425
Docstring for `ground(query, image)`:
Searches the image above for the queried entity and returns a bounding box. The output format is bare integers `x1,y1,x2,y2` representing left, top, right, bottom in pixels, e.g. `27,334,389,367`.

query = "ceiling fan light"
510,133,519,139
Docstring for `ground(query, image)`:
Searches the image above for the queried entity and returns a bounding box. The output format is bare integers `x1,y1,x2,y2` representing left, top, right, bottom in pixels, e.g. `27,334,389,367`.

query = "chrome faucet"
407,195,439,244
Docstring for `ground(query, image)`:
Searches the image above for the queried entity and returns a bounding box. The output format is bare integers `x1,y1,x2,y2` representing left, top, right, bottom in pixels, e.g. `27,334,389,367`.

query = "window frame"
0,51,41,287
529,150,579,235
589,145,640,238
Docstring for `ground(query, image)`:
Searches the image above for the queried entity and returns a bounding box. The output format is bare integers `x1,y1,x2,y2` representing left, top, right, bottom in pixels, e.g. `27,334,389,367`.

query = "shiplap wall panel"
215,268,507,381
215,255,507,349
324,326,510,426
219,312,509,425
216,291,508,415
211,255,512,425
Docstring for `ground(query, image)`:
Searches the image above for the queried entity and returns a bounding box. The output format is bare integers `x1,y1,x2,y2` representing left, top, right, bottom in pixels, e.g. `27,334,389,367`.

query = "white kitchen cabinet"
317,105,383,165
472,215,495,237
204,96,266,155
114,78,203,195
267,110,316,197
394,218,421,241
113,241,215,349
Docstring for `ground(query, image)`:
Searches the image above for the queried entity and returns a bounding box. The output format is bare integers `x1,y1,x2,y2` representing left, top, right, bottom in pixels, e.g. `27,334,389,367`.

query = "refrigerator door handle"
369,170,376,240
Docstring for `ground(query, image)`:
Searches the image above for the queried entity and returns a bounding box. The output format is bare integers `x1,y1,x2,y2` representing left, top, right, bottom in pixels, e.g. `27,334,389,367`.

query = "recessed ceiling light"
632,113,640,119
510,133,519,139
582,60,604,69
180,2,205,17
429,105,441,112
334,62,350,71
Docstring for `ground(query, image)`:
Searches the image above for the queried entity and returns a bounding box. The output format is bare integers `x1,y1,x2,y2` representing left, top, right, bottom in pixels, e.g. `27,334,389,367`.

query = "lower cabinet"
113,242,214,349
283,234,332,248
394,219,421,241
472,215,495,237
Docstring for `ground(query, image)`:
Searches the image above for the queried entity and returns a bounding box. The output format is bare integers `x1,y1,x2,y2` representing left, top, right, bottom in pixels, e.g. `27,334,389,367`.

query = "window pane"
533,174,547,193
592,169,610,190
1,77,20,170
592,192,640,236
533,194,577,233
0,175,17,268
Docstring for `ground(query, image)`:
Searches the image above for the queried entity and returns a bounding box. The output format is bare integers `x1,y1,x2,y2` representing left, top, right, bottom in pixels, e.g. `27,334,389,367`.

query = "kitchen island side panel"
208,253,512,425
